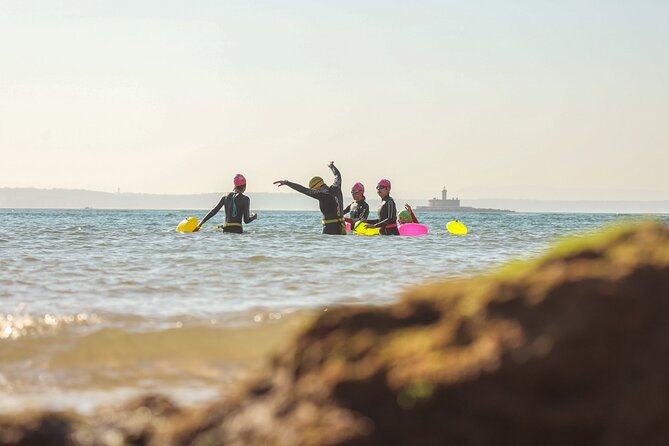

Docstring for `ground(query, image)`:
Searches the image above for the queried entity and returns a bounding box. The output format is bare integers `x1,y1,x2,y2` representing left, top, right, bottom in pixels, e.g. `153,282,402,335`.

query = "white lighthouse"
415,186,512,213
416,186,461,210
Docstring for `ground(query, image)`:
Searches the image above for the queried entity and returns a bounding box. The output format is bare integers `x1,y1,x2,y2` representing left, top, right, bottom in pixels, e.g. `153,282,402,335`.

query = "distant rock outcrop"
2,222,669,445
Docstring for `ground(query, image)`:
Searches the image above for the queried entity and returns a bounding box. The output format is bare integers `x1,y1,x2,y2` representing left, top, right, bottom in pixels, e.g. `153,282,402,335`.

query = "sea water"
1,209,666,413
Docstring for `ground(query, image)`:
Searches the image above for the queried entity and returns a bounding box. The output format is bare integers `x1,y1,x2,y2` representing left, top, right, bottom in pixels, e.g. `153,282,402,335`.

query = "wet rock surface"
2,222,669,445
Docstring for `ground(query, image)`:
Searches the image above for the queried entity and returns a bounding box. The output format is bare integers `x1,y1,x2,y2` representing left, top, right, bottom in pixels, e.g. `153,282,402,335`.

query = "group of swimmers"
194,161,418,235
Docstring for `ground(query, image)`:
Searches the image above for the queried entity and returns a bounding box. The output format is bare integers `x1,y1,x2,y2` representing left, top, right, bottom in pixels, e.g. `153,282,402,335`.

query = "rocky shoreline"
2,221,669,446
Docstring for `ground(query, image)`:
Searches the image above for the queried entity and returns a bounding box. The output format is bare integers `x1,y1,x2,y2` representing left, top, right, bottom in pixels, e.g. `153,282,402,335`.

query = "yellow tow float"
446,220,468,235
176,217,198,233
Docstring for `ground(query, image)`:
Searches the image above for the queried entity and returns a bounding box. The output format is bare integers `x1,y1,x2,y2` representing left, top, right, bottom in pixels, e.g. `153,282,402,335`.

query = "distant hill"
1,188,667,214
0,188,316,210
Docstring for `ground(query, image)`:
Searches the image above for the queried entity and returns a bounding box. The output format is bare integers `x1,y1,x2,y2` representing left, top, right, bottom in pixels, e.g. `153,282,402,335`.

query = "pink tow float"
398,223,429,237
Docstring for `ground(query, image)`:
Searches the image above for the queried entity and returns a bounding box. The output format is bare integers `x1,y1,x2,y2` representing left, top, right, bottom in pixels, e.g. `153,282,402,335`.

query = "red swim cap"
233,174,246,187
377,178,391,189
351,182,365,194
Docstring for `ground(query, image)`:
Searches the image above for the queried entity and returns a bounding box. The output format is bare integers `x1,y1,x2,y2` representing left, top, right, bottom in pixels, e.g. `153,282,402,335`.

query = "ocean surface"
1,209,666,414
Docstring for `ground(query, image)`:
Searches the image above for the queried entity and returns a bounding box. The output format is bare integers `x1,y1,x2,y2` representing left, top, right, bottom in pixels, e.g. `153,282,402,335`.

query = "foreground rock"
2,222,669,445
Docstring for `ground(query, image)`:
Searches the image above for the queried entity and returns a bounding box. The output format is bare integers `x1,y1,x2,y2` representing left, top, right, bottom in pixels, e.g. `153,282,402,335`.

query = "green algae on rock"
173,222,669,446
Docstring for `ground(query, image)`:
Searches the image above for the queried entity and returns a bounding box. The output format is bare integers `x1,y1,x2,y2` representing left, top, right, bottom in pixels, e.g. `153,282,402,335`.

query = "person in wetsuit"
342,182,370,229
398,204,419,224
364,178,399,235
273,161,346,235
194,174,257,233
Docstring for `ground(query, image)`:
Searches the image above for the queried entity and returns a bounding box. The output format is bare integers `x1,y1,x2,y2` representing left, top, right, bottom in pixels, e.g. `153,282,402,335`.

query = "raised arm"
405,204,418,223
328,161,341,189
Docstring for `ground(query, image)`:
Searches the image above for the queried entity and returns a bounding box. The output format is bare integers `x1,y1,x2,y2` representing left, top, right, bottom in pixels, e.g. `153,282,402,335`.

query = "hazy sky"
1,1,667,199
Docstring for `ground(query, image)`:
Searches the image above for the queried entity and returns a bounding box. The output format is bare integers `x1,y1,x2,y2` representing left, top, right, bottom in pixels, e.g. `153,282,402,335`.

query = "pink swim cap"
377,178,391,189
351,182,365,194
233,174,246,187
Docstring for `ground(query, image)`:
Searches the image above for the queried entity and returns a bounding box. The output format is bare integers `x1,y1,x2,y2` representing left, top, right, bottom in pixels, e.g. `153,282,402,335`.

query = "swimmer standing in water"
364,179,399,235
342,182,370,229
194,174,257,233
274,161,346,235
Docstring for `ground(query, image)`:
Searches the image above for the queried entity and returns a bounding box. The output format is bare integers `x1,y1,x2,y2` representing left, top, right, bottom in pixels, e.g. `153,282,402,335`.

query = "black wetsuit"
366,195,399,235
200,192,256,233
342,198,370,226
328,164,344,223
285,165,345,235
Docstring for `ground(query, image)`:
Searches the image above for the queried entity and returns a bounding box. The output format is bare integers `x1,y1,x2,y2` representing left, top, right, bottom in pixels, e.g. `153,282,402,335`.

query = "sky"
1,0,668,200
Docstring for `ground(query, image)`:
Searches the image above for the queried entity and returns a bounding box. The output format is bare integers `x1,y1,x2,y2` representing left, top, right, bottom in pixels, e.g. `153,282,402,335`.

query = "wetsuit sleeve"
242,196,256,223
284,181,327,199
409,208,418,223
329,164,342,189
200,195,226,226
374,199,397,228
361,202,370,220
342,203,351,215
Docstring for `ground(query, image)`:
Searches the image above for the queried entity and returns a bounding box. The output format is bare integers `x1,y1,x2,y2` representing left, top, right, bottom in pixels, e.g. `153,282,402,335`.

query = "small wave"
54,324,292,367
247,255,273,262
0,311,101,340
0,313,306,392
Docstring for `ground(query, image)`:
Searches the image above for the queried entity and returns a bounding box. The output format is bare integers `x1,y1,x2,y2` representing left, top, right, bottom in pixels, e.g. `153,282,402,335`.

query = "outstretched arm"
275,180,327,199
195,195,226,230
370,200,397,228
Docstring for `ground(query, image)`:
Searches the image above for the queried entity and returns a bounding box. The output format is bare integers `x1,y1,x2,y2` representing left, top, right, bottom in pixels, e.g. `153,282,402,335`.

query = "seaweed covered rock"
76,394,183,446
176,222,669,446
0,395,181,446
0,412,76,446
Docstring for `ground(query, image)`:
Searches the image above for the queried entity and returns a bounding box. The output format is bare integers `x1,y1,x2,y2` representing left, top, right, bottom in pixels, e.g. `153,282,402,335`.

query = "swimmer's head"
351,182,365,199
233,174,246,187
398,209,411,224
376,179,391,190
376,178,391,197
309,176,325,189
